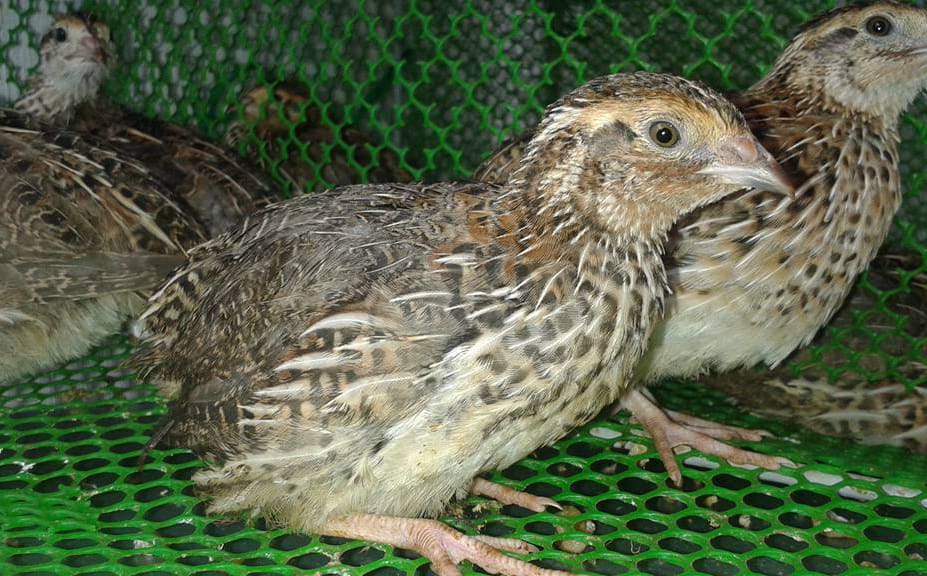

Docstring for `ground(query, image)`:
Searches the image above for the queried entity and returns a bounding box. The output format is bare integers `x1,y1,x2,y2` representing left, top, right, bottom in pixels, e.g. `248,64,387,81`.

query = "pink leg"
325,513,570,576
621,388,794,485
471,478,562,513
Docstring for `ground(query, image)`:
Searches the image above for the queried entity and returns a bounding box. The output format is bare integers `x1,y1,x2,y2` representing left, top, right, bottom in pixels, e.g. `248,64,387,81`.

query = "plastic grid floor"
1,335,925,576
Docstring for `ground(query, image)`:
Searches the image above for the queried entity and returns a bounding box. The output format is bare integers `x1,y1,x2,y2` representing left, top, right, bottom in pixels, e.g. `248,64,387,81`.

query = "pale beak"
698,135,794,196
80,35,106,64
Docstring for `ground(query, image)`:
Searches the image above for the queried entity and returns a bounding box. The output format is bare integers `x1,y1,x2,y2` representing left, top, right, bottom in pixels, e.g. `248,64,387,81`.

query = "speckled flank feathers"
224,81,411,193
132,72,790,576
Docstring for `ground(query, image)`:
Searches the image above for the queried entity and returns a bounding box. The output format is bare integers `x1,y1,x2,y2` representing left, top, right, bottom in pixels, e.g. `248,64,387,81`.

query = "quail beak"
698,135,794,196
80,35,106,65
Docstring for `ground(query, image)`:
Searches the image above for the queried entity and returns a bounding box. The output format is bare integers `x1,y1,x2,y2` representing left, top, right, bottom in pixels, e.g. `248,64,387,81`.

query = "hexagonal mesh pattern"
1,1,926,575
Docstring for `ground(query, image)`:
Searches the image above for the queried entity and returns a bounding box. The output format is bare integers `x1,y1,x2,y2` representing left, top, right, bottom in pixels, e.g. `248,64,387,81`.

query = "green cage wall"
1,1,926,575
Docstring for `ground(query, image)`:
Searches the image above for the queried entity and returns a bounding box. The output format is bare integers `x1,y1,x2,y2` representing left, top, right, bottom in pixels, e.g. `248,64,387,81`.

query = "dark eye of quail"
865,16,892,37
54,27,67,42
649,121,680,148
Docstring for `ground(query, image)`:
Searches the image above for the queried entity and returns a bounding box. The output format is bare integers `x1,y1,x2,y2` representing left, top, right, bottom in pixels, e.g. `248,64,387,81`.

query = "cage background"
1,1,926,575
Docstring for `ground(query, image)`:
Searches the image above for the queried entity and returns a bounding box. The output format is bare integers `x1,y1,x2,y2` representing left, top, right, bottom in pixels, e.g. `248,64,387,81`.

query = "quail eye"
865,16,892,37
648,121,680,148
54,27,67,42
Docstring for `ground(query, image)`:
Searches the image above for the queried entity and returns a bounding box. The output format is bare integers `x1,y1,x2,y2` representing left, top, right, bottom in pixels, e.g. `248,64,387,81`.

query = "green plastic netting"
1,1,926,575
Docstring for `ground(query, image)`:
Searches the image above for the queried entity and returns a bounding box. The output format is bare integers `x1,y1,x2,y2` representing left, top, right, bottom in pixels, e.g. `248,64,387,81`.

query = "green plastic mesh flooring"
1,1,927,575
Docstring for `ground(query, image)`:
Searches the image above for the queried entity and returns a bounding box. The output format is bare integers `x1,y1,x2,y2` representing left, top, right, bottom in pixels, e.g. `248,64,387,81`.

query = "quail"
132,72,791,576
16,13,281,237
476,1,927,484
224,81,411,193
703,250,927,454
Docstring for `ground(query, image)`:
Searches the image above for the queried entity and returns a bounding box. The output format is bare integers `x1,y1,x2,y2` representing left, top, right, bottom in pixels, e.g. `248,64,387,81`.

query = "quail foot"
224,81,411,193
16,13,280,236
477,1,927,484
132,72,791,576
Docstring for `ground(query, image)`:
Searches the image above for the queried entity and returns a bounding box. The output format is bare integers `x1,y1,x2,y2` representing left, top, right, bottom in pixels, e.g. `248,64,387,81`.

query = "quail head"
477,1,927,484
224,81,412,193
132,72,790,576
15,13,280,237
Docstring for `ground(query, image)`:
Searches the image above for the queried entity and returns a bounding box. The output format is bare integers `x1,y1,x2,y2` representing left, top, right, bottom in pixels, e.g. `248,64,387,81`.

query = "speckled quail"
477,1,927,483
16,13,280,236
703,249,927,454
224,81,411,193
132,72,791,576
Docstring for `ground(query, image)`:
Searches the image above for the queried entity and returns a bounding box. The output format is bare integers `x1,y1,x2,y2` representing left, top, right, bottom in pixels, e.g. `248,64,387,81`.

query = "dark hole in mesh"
853,550,899,569
100,509,136,523
5,537,43,548
66,444,100,457
9,553,52,565
779,511,814,529
90,490,126,508
827,507,866,525
173,467,199,481
55,538,95,550
31,459,66,475
606,537,649,555
96,417,127,428
101,428,134,441
11,409,42,420
288,552,330,569
394,547,421,561
874,503,914,519
19,433,53,444
135,485,172,502
33,475,72,493
59,431,94,443
712,473,750,491
677,515,718,533
341,545,385,566
617,477,656,495
131,401,160,412
525,481,561,498
205,520,245,537
583,558,629,575
524,521,557,535
221,538,261,554
169,542,208,552
191,502,208,517
747,556,794,576
111,441,144,454
74,458,110,472
765,533,808,552
744,492,784,510
532,446,560,460
164,452,199,465
143,503,185,522
320,536,350,546
628,518,667,534
534,557,569,572
117,455,146,467
501,464,535,481
645,496,685,515
126,469,166,484
801,554,847,574
590,459,627,476
791,489,830,507
729,514,770,532
23,447,55,460
637,557,684,576
639,458,666,474
863,525,904,543
548,462,583,477
697,494,735,512
156,522,195,538
710,535,755,554
693,557,739,576
596,498,636,516
53,417,81,429
674,476,705,493
565,442,601,458
63,553,107,567
915,519,927,534
905,542,927,559
815,531,858,549
365,567,405,576
0,479,28,490
480,521,515,537
88,405,116,415
243,557,276,566
0,463,23,476
81,472,119,489
571,479,608,496
0,447,15,460
177,555,212,566
658,536,700,554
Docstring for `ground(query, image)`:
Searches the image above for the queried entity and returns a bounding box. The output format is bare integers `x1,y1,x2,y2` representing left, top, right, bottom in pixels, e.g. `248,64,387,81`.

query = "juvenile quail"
477,1,927,483
132,73,791,576
16,13,280,236
224,82,411,193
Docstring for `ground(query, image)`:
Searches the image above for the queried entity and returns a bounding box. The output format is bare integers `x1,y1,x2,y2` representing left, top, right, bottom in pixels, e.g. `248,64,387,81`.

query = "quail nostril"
731,135,759,163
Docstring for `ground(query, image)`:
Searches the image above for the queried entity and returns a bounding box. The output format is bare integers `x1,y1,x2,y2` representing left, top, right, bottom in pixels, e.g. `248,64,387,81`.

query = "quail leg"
621,388,794,485
325,514,569,576
471,478,562,512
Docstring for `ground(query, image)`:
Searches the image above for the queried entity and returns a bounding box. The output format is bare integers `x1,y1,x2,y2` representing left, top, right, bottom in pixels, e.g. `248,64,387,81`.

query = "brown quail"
224,81,412,193
132,72,791,576
477,1,927,483
16,13,281,236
